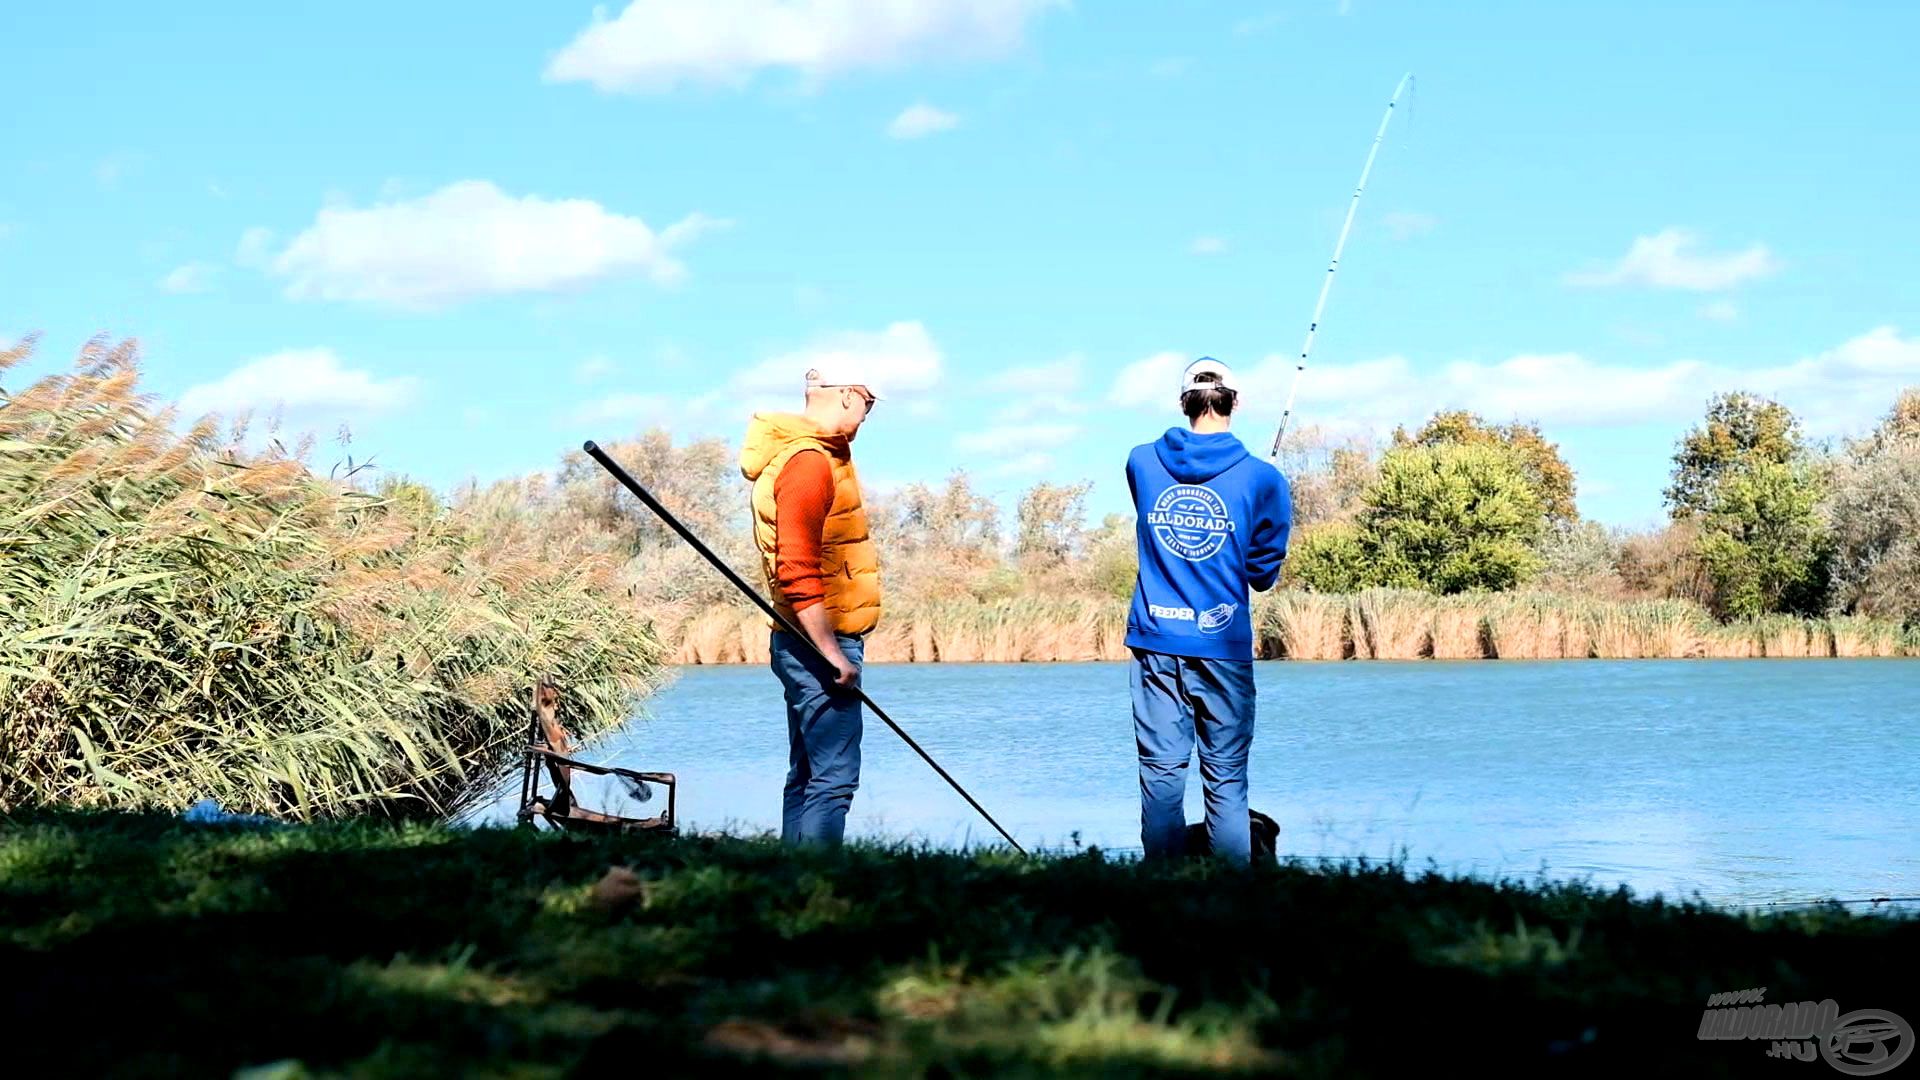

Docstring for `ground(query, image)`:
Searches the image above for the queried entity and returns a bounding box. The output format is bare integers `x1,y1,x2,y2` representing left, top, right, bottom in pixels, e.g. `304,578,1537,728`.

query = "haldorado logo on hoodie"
1148,484,1236,562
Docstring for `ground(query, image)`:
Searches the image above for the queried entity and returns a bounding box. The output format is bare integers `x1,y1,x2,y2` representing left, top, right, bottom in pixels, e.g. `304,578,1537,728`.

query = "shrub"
1360,442,1546,593
1283,522,1378,593
1393,410,1578,525
1535,520,1621,592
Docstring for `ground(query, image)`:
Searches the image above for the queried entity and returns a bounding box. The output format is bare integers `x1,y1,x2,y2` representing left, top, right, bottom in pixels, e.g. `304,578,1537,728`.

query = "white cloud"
1149,56,1192,78
236,227,276,268
254,181,724,310
546,0,1063,94
1699,300,1740,323
989,356,1091,423
887,102,961,139
158,262,218,295
586,322,947,431
733,321,944,404
1189,235,1227,256
1382,211,1436,241
1337,0,1353,14
1568,228,1781,291
1107,351,1190,408
954,422,1081,455
575,355,619,383
179,349,419,421
1105,327,1920,440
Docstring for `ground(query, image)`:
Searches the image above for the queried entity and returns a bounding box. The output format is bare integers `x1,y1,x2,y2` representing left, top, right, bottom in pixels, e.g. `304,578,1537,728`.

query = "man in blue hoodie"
1124,358,1292,866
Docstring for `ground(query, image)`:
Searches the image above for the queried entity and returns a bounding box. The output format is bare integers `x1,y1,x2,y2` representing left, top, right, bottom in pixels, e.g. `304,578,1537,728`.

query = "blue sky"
5,1,1917,529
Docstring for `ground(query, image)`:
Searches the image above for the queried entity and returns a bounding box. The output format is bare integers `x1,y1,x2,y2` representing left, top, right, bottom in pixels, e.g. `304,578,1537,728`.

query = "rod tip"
582,440,598,453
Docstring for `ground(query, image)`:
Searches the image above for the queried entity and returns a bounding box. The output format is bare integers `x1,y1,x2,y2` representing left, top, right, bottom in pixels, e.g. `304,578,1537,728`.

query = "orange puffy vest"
739,413,882,637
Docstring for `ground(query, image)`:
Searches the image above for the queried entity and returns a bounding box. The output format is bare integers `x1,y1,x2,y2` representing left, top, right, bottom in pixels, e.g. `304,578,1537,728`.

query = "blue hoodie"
1124,428,1292,662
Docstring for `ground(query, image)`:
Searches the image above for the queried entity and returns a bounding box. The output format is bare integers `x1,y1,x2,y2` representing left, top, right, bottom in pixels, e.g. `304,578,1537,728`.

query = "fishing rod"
583,440,1028,856
1269,72,1414,462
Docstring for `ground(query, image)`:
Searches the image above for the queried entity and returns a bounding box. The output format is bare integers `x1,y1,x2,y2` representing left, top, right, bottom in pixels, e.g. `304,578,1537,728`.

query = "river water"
475,659,1920,910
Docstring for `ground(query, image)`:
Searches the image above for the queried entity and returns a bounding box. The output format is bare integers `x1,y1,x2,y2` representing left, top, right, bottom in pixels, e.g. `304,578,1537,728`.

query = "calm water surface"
477,660,1920,908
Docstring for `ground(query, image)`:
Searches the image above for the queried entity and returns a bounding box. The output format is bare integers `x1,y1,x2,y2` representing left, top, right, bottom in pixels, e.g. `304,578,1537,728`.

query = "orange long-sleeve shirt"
772,449,833,612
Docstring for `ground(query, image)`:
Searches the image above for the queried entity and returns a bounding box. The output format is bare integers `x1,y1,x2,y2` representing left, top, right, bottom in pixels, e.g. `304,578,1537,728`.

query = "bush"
1613,522,1713,604
1283,522,1380,593
1393,410,1578,525
1535,520,1621,591
1359,442,1546,593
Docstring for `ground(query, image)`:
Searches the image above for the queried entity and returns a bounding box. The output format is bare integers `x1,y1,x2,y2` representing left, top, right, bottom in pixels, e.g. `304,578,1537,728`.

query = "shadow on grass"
1,809,1914,1078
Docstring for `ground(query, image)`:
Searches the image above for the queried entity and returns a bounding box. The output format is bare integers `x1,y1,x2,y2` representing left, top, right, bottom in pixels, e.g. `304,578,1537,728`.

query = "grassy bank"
4,811,1914,1078
0,338,667,819
662,590,1917,664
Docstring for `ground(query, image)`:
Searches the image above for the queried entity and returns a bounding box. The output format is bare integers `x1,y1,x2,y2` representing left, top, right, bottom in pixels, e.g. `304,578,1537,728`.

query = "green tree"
1695,461,1832,619
1354,443,1547,593
1392,410,1578,525
1665,392,1803,517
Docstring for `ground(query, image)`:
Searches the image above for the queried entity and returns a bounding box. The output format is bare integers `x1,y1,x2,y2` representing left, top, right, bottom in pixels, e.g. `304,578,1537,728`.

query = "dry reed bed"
0,337,667,819
667,589,1915,663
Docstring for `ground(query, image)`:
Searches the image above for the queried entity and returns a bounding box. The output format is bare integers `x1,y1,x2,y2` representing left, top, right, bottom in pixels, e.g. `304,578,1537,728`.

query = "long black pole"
584,440,1027,855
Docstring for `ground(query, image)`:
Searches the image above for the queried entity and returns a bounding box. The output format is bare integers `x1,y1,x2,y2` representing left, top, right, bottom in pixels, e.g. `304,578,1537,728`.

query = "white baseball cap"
1181,357,1237,395
805,361,885,400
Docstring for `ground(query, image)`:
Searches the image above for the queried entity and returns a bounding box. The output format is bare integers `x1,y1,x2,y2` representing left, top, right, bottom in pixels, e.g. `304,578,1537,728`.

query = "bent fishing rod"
583,440,1027,855
1269,72,1414,462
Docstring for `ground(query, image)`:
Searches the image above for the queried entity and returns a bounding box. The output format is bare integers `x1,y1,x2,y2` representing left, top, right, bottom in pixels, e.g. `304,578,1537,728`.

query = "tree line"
553,387,1920,630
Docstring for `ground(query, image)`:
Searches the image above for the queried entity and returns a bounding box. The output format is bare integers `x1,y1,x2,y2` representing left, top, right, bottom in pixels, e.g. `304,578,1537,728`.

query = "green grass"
3,812,1914,1078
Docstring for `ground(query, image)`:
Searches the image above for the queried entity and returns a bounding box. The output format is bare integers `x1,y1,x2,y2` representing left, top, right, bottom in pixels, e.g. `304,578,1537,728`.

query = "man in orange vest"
739,363,883,847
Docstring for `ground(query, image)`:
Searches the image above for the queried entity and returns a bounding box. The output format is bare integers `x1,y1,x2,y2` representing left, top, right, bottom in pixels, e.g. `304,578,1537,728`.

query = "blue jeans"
770,630,864,847
1130,649,1256,865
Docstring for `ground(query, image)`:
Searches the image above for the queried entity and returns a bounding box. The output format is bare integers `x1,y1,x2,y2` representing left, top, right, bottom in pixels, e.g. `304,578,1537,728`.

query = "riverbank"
664,590,1917,664
4,811,1914,1077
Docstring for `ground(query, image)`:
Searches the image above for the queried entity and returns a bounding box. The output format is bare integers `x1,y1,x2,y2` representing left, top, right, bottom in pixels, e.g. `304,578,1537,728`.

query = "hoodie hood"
1152,427,1251,484
740,412,847,481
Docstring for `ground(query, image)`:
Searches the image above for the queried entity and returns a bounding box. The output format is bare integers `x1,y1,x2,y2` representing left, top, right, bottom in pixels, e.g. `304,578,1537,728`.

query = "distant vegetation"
568,388,1920,663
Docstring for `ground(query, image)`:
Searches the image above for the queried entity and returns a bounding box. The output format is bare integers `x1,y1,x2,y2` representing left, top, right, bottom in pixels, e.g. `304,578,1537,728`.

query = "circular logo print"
1823,1010,1913,1077
1148,484,1234,562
